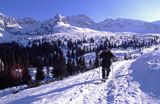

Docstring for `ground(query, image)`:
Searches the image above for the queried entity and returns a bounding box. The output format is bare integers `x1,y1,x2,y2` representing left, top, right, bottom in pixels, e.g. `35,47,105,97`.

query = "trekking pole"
99,60,101,80
99,66,101,80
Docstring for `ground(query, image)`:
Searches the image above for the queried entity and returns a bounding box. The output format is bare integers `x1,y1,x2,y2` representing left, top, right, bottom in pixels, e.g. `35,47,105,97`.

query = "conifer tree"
36,68,45,81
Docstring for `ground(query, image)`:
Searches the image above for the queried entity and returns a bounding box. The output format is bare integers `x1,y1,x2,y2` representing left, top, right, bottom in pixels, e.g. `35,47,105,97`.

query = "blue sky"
0,0,160,22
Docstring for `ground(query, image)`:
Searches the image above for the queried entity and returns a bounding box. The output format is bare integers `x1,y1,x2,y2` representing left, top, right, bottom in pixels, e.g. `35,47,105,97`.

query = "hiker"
99,48,115,81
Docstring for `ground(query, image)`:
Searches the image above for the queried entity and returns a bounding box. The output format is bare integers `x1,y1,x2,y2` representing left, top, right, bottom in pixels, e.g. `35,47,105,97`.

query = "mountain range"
1,12,160,37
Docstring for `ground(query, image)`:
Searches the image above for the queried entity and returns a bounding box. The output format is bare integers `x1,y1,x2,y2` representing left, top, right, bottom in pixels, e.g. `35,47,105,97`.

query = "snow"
42,67,54,83
1,48,160,103
130,49,160,98
1,12,160,103
67,14,95,28
0,85,28,97
0,32,2,37
142,45,160,54
28,68,37,82
0,13,160,41
95,18,160,33
0,12,160,45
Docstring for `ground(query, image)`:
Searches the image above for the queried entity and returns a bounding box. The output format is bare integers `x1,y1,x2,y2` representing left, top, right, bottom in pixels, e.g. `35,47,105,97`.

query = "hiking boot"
105,76,108,79
101,79,106,82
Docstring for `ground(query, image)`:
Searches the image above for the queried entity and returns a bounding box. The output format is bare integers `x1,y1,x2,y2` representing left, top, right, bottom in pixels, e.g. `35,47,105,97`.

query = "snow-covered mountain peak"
95,17,160,33
66,14,95,28
53,13,68,25
74,14,95,24
75,14,93,20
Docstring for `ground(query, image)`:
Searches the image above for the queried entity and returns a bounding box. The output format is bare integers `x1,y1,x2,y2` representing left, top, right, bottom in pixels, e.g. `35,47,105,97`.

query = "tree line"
0,41,92,89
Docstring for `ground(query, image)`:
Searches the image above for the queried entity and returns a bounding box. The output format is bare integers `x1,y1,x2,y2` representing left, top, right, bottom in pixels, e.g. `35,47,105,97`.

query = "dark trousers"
102,66,110,79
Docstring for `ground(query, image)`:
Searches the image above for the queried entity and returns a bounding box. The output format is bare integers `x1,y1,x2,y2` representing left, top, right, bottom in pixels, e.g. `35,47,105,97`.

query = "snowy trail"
0,60,160,104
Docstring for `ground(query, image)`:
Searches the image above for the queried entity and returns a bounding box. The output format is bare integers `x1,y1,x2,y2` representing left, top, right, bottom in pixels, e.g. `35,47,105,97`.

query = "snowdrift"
130,49,160,98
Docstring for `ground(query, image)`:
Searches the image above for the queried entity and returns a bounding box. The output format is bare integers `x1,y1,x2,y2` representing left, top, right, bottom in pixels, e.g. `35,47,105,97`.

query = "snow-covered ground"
131,49,160,99
0,85,28,98
1,47,160,104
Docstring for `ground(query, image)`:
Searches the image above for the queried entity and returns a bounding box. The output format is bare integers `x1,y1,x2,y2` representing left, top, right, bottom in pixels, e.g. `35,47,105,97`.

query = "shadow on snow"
11,80,96,104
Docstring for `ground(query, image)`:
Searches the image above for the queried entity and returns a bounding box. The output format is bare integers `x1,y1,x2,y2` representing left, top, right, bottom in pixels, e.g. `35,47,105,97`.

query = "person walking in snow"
100,47,115,82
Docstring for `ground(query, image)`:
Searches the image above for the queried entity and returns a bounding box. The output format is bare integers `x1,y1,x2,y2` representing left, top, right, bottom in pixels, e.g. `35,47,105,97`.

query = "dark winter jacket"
100,50,114,67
